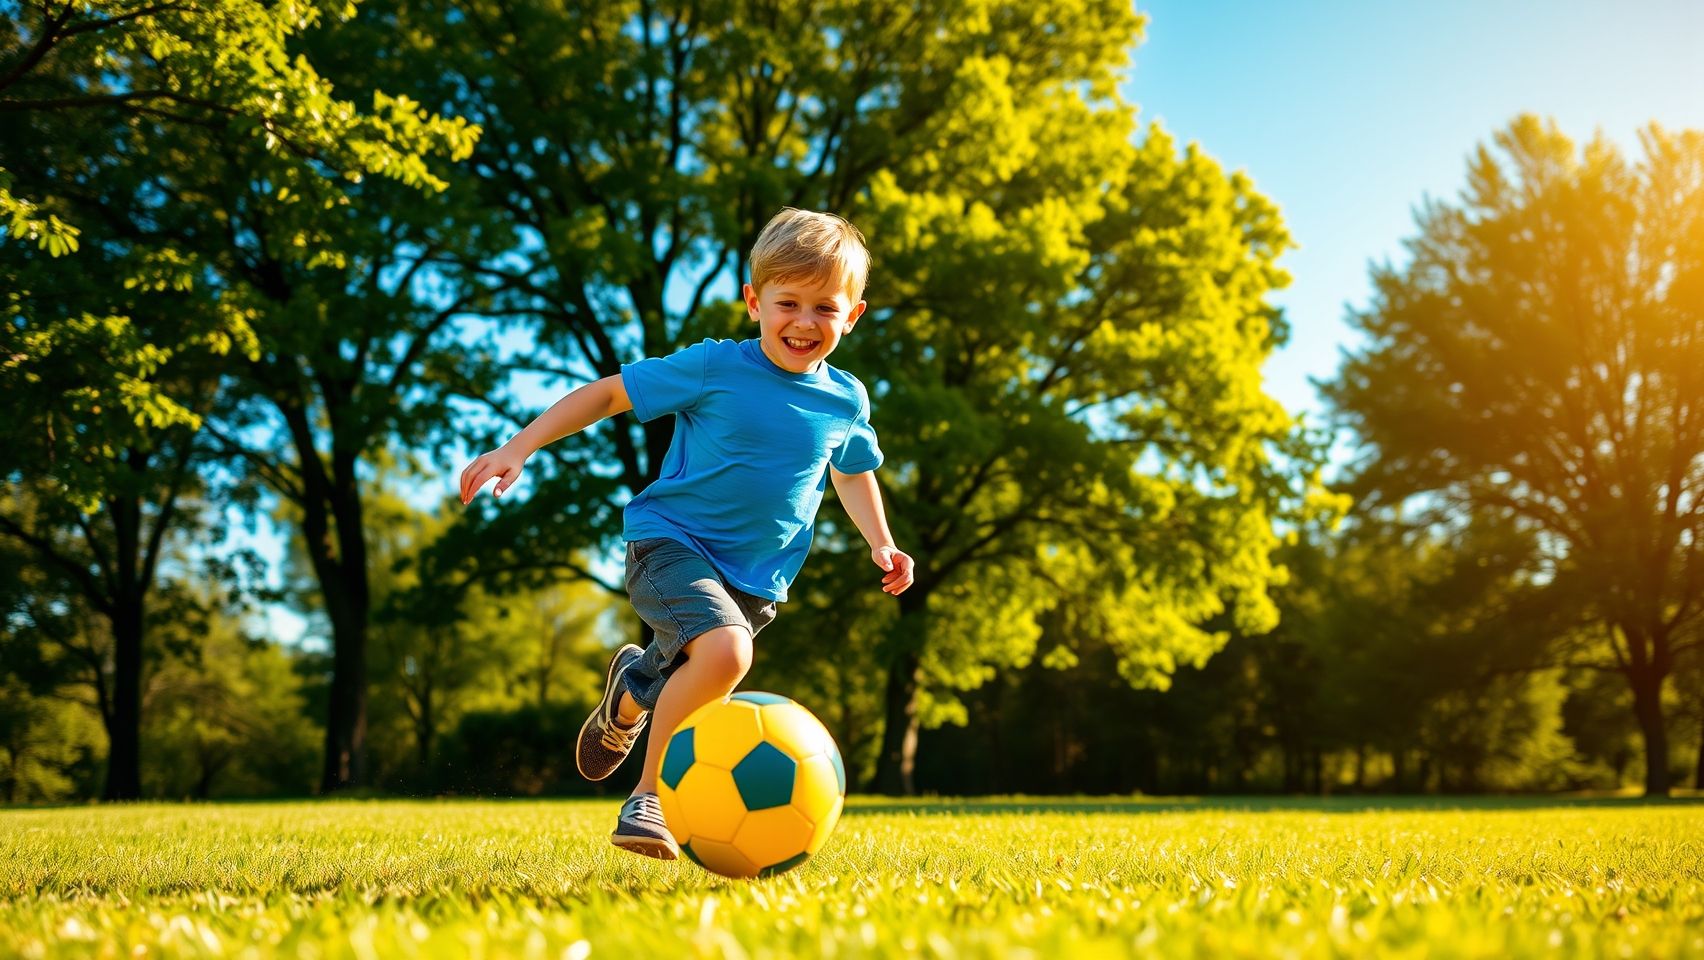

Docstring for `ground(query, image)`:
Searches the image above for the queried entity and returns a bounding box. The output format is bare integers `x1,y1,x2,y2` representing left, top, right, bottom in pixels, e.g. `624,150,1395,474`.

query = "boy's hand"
459,444,529,505
873,545,915,595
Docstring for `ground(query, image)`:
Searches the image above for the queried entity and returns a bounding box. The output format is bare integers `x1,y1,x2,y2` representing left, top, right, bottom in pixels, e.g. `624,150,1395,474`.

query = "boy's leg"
634,624,752,795
576,538,687,782
602,538,770,858
574,644,650,782
611,624,751,859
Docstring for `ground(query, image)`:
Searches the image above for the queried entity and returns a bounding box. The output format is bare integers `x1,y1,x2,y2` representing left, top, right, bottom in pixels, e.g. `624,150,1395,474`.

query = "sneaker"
576,644,649,781
611,792,679,860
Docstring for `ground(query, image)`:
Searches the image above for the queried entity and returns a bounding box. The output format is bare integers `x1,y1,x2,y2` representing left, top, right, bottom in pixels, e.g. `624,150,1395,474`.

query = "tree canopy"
1326,115,1704,796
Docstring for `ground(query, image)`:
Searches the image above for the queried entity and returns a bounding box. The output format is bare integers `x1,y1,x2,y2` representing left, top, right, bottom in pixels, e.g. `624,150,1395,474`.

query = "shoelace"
621,793,666,826
600,710,647,752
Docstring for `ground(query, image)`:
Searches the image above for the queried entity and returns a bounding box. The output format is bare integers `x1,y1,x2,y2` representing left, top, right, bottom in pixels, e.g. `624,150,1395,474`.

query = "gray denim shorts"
620,537,779,710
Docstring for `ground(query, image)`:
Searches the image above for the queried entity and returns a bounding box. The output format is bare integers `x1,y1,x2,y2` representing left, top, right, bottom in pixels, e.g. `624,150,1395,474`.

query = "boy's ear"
844,299,868,332
742,282,761,320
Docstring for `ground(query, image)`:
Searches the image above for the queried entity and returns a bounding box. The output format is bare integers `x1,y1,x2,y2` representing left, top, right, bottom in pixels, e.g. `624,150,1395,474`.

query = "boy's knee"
684,625,752,681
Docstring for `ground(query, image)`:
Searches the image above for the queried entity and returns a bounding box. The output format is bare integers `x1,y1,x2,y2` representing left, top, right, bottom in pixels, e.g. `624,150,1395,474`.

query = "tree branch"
0,514,113,616
385,289,486,393
448,558,621,601
58,3,193,40
0,0,77,93
139,431,198,592
198,421,307,506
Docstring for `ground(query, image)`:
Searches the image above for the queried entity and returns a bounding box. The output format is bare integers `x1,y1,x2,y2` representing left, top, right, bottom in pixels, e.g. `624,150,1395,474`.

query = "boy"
458,208,914,860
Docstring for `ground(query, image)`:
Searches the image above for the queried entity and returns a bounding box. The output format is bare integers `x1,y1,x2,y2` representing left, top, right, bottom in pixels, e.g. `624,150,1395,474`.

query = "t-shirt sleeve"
620,340,711,422
831,398,884,473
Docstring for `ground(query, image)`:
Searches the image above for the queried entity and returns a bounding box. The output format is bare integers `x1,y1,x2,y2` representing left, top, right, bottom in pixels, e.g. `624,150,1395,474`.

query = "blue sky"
1127,0,1704,419
242,1,1704,646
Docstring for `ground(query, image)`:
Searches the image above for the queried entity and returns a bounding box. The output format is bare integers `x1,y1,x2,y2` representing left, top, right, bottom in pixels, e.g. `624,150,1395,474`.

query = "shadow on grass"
839,793,1704,817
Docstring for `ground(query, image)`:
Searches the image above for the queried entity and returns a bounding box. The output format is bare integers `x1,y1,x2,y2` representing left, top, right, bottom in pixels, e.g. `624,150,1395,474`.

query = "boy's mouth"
782,336,818,357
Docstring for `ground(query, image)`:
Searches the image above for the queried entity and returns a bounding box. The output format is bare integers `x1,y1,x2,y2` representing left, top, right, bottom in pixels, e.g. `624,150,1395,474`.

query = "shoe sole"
576,643,642,781
611,832,680,860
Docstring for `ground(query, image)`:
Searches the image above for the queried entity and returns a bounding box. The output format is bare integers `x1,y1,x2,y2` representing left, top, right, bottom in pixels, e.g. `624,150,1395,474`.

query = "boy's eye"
778,301,796,308
817,306,836,313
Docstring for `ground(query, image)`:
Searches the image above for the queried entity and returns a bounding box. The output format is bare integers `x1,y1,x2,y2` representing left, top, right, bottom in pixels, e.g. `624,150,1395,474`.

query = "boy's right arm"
459,374,633,504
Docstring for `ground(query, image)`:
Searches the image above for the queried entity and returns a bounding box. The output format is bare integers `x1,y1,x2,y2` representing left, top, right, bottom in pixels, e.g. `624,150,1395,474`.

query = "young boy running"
458,208,914,859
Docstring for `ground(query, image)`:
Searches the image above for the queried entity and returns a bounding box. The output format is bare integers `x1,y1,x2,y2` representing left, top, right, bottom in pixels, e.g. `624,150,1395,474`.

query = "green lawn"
3,796,1701,958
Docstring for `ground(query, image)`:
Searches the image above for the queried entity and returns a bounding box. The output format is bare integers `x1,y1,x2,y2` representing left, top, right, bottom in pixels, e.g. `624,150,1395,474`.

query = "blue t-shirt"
620,337,883,602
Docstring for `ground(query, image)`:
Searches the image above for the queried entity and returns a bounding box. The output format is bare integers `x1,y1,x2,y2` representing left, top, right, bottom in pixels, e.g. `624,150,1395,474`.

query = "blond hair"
749,208,870,302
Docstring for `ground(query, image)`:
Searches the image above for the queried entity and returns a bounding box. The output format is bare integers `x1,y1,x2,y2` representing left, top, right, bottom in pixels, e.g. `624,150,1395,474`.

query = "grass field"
3,796,1702,958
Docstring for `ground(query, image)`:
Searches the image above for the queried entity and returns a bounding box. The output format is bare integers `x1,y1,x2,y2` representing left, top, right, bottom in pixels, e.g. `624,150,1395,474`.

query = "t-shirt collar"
742,337,829,383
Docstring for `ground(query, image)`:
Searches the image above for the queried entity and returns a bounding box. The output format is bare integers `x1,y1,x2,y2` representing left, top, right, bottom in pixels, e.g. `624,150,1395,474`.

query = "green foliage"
0,175,80,257
0,0,478,253
1,230,252,511
273,459,620,789
2,800,1702,957
434,704,593,796
141,603,320,800
0,676,106,805
0,532,103,803
907,512,1613,796
1325,115,1704,794
0,0,491,791
1,0,483,537
1264,516,1570,791
802,25,1347,786
386,1,1335,730
366,507,618,788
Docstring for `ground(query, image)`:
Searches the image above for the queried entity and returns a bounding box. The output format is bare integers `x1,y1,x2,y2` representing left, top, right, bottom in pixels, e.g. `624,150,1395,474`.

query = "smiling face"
745,276,867,374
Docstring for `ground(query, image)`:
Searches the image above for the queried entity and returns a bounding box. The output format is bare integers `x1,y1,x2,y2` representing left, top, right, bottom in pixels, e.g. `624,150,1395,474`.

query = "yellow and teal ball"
656,691,847,879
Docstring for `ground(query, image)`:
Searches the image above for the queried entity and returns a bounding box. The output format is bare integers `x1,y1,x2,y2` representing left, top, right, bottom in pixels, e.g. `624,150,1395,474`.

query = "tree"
841,120,1335,792
2,0,468,258
141,580,319,799
3,0,482,796
291,473,618,788
1278,513,1572,791
0,379,234,800
1325,115,1704,795
1681,645,1704,788
0,539,106,803
372,0,1329,795
390,0,1171,594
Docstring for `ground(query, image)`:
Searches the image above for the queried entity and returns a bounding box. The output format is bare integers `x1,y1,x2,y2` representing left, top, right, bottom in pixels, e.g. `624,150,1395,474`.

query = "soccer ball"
656,691,847,878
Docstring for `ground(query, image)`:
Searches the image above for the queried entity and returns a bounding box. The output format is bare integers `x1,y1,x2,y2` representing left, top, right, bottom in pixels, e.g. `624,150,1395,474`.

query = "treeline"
10,503,1699,802
916,518,1704,796
4,2,1702,803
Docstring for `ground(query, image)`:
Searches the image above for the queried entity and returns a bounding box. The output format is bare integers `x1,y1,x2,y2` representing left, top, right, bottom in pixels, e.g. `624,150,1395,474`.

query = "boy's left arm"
828,465,914,596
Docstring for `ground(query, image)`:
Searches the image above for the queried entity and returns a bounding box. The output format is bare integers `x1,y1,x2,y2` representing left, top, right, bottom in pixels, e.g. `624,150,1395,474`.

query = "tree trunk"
320,599,370,792
103,596,144,801
298,424,375,795
1629,667,1671,797
416,681,434,770
313,537,370,792
872,592,928,796
103,489,146,802
835,660,859,787
194,749,225,799
1281,737,1301,793
873,648,921,796
1695,708,1703,790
